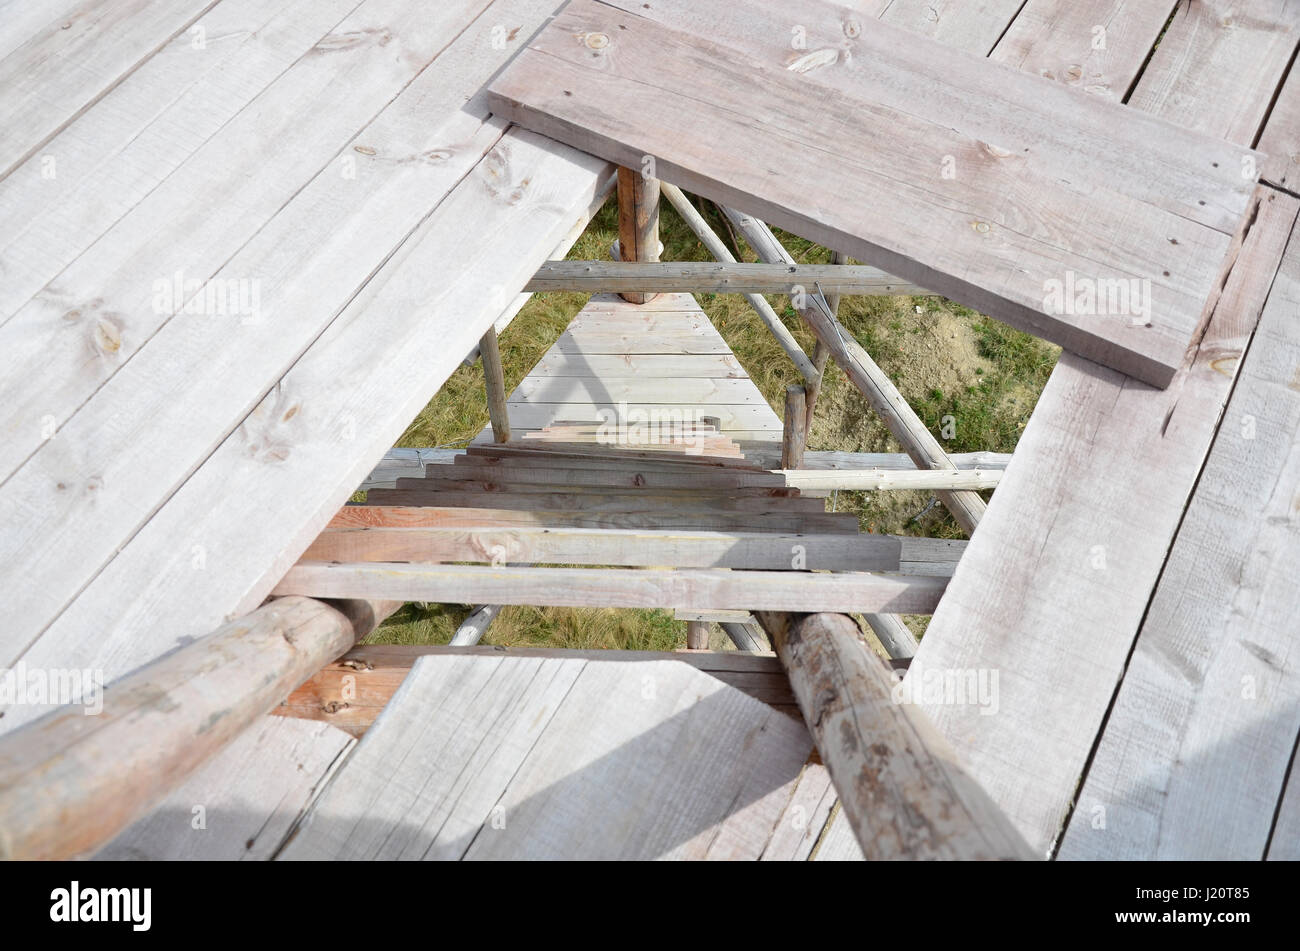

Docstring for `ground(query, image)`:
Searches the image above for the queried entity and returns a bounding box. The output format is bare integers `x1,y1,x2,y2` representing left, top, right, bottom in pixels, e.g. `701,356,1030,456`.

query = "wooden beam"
528,259,931,295
616,165,659,303
275,644,807,736
686,620,710,650
660,182,819,381
303,525,903,572
0,596,398,861
781,385,808,469
863,613,919,660
805,249,846,429
756,611,1036,860
479,326,510,443
449,603,502,647
777,467,1002,491
274,563,949,614
725,208,987,536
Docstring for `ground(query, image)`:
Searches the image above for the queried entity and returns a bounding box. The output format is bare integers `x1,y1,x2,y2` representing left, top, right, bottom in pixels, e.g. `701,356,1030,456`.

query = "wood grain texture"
526,260,933,294
279,655,812,860
274,562,950,615
302,525,903,572
909,187,1300,855
488,0,1248,386
94,716,354,861
1058,219,1300,859
1128,0,1300,146
757,611,1036,860
0,596,389,858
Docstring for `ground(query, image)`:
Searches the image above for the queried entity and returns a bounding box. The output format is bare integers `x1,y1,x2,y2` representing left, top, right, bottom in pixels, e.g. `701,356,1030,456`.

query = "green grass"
374,192,1060,647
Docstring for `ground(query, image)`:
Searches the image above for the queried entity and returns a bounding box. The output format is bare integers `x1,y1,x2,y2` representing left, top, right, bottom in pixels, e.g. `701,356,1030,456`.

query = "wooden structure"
2,0,1300,861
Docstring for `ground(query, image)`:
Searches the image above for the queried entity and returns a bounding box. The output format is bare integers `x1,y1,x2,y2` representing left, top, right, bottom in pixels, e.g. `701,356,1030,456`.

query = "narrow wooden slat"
372,487,813,507
526,260,934,295
331,504,861,534
777,468,1002,491
510,375,766,405
421,461,788,489
302,525,902,572
274,563,950,614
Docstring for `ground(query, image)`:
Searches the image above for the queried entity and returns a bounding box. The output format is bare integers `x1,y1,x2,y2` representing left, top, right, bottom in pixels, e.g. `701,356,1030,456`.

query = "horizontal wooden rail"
525,260,932,295
0,596,398,860
304,525,903,572
778,467,1002,491
274,563,948,614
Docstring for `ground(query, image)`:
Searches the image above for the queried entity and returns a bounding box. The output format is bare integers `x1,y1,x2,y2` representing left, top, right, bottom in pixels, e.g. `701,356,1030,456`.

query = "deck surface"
3,0,1300,862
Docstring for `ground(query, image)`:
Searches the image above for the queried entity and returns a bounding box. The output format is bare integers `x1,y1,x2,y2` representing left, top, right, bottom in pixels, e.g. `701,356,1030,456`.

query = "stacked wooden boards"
279,438,949,614
485,0,1259,387
0,0,613,734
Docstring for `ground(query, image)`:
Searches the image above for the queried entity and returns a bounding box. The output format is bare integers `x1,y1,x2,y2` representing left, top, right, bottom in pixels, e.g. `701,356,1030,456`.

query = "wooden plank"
94,716,354,861
757,611,1036,860
489,0,1255,387
0,596,394,858
509,375,766,405
777,468,1003,491
530,352,748,378
907,187,1300,855
500,403,781,432
1128,0,1300,145
526,260,936,294
990,0,1177,100
1057,221,1300,859
331,504,861,534
880,0,1027,54
0,0,349,324
301,526,903,571
8,130,612,695
280,656,812,860
1257,63,1300,189
274,563,950,614
367,489,822,511
761,762,843,861
0,0,517,654
276,645,801,738
420,461,788,489
1268,767,1300,860
0,0,219,180
459,445,769,472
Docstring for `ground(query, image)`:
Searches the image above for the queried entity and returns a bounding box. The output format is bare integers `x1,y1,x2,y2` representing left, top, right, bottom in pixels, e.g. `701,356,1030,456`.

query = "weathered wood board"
488,0,1258,386
279,655,812,860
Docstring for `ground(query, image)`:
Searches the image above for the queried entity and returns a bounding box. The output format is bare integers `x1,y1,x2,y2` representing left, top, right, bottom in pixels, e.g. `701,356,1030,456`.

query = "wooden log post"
781,385,808,469
0,596,399,860
616,165,660,304
804,250,845,430
864,612,920,660
756,611,1036,860
686,620,711,650
449,603,503,646
479,326,510,443
720,620,770,652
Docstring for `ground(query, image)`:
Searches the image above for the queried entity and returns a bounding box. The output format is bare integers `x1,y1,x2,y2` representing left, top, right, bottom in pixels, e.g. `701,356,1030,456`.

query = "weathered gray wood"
488,0,1256,386
527,260,932,295
303,525,903,572
720,621,770,653
910,187,1300,855
330,503,861,535
423,460,787,489
863,613,919,661
756,612,1037,860
0,596,394,859
778,468,1002,491
280,656,812,859
782,386,808,470
1058,218,1300,860
616,165,659,303
94,717,354,861
725,209,988,535
275,562,949,615
479,326,510,443
1128,0,1300,145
